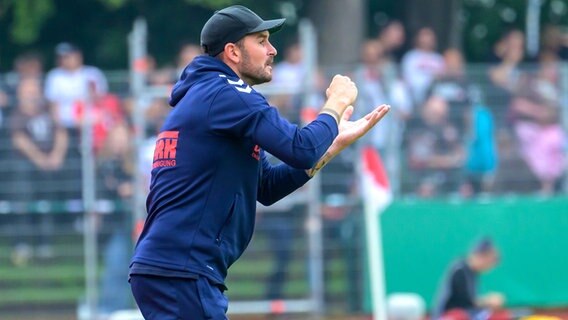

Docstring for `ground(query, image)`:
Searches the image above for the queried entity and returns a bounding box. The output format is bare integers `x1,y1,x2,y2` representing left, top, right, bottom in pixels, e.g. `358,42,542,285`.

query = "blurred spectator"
9,77,69,265
402,27,445,108
487,29,523,63
0,80,9,147
432,237,509,320
0,52,44,154
256,161,298,301
8,52,44,85
259,206,298,301
320,148,362,312
427,48,471,131
270,42,305,121
487,30,525,119
176,43,202,76
96,124,134,315
44,42,108,129
406,96,464,197
149,65,176,88
353,39,412,155
540,25,568,61
45,43,121,200
11,77,69,200
485,30,525,169
273,42,304,88
509,61,566,195
462,97,498,197
258,43,308,300
78,81,126,154
377,20,406,64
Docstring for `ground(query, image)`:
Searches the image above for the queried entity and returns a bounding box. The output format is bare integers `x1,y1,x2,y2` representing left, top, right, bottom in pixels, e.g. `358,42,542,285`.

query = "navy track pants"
130,274,229,320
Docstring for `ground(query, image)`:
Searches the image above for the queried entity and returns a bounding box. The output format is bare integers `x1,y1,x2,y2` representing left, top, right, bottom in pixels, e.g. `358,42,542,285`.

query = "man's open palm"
331,104,390,153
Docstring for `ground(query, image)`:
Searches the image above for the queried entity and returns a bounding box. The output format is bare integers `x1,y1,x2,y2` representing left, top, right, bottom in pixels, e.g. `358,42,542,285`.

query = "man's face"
17,78,43,113
477,249,500,272
59,51,83,70
237,31,277,86
417,28,437,51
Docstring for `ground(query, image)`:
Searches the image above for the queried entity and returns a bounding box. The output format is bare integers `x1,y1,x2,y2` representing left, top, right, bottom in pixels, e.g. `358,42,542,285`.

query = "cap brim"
249,18,286,34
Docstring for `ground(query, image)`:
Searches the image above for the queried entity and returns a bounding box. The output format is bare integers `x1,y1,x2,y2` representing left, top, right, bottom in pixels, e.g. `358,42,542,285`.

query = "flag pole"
364,202,388,320
360,146,390,320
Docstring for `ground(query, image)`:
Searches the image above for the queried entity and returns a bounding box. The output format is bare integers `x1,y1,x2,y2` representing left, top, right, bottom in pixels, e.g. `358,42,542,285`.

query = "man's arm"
256,104,390,206
47,124,69,169
256,152,311,206
12,131,49,169
210,75,356,170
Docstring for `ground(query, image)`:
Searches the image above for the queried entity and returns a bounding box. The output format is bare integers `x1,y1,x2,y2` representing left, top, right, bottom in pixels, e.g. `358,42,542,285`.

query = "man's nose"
268,42,277,56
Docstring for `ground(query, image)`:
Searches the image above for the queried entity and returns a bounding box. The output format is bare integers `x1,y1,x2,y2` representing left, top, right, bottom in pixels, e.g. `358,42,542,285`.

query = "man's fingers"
364,110,382,130
364,104,389,120
363,104,390,132
375,104,390,121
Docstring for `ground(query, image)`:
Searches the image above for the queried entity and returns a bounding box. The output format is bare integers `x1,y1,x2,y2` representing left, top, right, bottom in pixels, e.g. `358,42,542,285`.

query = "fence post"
299,19,325,318
128,17,149,239
82,69,98,320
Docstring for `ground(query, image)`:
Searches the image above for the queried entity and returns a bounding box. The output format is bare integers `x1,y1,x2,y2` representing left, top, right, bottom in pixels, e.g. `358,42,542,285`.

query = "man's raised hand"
319,75,358,123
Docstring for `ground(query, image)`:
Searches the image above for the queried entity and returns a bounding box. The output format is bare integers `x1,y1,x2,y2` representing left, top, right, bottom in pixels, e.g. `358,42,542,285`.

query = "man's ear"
223,43,241,64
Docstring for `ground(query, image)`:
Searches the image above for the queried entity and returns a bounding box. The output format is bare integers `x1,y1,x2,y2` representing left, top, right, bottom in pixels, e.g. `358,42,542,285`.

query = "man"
353,39,412,156
377,20,406,64
44,43,109,200
44,42,108,129
10,77,68,264
401,27,445,108
129,5,390,319
433,237,508,320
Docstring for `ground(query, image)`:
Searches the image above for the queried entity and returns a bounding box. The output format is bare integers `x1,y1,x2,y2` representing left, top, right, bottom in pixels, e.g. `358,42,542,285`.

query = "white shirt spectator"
354,65,412,152
401,49,444,107
44,66,108,128
272,60,305,93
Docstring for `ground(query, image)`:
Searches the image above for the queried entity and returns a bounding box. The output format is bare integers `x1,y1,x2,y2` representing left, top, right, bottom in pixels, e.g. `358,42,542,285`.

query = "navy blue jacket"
130,56,338,286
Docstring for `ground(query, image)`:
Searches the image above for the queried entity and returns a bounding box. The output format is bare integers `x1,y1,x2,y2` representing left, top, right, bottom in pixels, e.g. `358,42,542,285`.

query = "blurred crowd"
268,22,568,199
0,22,567,207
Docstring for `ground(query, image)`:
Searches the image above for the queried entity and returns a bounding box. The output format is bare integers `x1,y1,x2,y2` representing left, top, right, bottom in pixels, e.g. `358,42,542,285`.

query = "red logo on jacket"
153,131,178,168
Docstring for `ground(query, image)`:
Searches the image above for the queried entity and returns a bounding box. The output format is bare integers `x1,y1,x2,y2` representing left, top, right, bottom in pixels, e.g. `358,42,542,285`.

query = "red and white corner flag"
359,146,392,320
360,146,392,214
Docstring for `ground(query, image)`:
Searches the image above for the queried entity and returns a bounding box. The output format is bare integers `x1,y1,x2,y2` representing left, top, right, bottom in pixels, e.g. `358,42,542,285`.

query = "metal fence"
0,32,567,320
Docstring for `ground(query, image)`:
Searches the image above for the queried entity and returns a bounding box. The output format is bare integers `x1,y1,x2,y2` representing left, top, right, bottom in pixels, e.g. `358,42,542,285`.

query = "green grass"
0,258,352,307
0,265,84,281
0,234,356,312
0,287,84,305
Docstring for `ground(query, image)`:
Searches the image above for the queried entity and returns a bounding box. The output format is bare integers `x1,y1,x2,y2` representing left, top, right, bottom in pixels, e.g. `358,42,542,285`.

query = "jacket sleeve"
208,86,338,169
257,151,311,206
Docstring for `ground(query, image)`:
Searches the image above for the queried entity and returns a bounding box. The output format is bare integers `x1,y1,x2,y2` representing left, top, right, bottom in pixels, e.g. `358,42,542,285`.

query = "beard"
238,48,272,86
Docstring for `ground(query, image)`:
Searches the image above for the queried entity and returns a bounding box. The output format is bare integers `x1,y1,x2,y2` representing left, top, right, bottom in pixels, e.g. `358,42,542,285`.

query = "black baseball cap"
201,5,286,57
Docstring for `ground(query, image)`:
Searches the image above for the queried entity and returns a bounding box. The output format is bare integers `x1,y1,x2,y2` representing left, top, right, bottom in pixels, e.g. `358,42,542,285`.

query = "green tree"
463,0,568,61
0,0,55,44
0,0,368,70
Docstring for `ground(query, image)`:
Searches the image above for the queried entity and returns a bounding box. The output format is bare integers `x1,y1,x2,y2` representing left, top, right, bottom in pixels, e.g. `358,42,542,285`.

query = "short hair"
471,237,495,254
